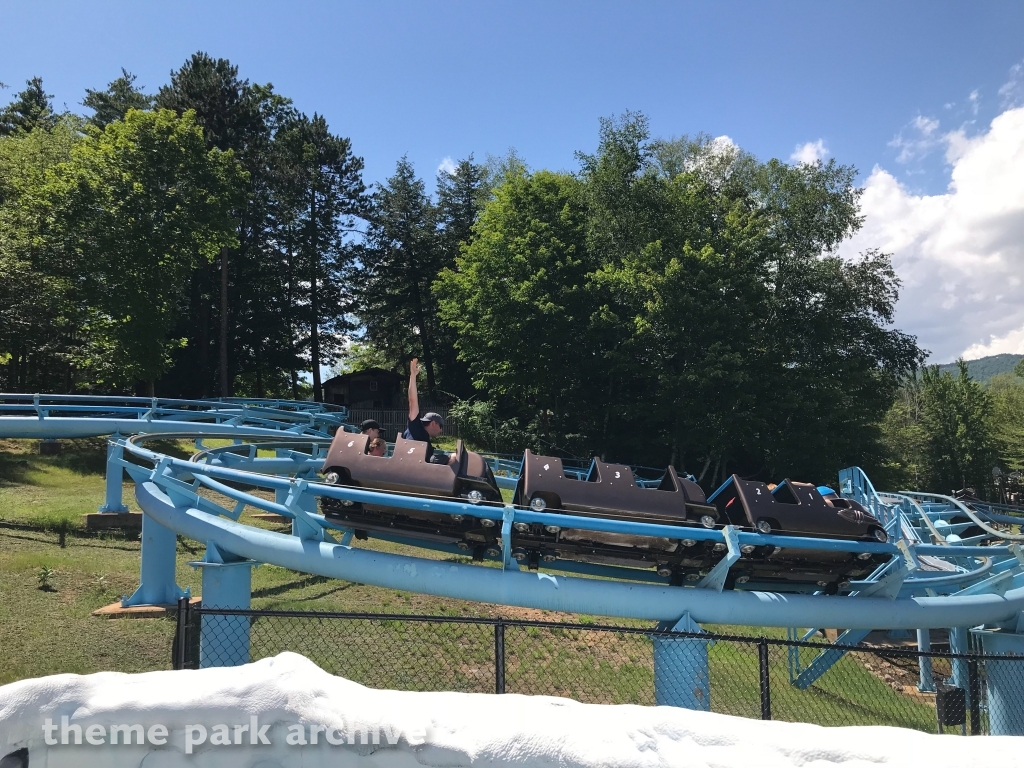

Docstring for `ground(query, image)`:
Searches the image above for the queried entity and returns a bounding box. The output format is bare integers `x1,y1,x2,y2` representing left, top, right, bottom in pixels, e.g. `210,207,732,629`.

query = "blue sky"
3,1,1024,361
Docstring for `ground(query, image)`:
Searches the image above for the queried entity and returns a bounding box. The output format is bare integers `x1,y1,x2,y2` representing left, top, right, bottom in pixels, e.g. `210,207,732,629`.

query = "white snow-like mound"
0,652,1020,767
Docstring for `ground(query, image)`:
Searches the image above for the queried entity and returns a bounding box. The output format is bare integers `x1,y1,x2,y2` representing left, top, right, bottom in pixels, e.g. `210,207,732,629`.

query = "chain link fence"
173,602,1024,735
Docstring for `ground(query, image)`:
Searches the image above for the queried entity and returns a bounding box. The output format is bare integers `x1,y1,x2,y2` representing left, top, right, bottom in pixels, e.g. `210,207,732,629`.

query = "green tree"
436,167,593,453
877,378,930,490
437,113,921,483
920,360,997,494
274,113,365,402
0,77,57,136
358,158,443,396
155,52,268,396
0,116,82,390
38,108,245,391
433,155,488,398
83,69,154,129
989,371,1024,474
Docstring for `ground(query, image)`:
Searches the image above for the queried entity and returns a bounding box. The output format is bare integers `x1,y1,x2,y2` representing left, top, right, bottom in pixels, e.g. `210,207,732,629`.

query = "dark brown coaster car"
710,476,886,541
707,475,890,591
320,432,504,553
507,450,722,571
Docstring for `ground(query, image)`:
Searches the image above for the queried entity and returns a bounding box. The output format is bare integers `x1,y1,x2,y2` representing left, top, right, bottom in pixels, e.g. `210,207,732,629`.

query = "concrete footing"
83,512,142,531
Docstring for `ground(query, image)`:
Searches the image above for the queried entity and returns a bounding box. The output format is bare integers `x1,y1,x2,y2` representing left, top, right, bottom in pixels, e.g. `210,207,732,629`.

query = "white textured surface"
1,652,1021,767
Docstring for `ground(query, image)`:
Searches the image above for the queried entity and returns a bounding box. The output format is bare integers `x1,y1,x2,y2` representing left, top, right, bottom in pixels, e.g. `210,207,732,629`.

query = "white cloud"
999,59,1024,108
790,139,829,165
968,89,980,116
840,106,1024,363
889,115,942,163
437,156,457,176
963,326,1024,358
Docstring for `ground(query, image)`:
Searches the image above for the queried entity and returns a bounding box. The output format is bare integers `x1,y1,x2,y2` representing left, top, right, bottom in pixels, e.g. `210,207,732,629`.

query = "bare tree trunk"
309,190,323,403
411,280,436,397
198,275,210,398
219,248,230,398
311,268,322,402
697,455,713,483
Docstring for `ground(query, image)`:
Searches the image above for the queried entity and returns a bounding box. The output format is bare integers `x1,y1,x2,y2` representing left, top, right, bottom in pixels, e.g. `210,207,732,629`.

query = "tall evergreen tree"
0,77,56,136
155,53,267,396
274,114,366,402
433,156,488,397
921,360,997,493
359,158,442,396
83,69,154,128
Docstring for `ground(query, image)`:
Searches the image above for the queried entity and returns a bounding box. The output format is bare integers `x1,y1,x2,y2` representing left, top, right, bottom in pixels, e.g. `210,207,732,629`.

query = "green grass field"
0,437,939,731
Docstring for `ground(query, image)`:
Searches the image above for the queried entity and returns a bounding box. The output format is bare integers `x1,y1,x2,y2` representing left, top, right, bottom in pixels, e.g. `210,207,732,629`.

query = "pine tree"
359,158,442,396
83,69,154,128
0,77,56,136
155,53,266,396
274,114,366,402
433,155,488,398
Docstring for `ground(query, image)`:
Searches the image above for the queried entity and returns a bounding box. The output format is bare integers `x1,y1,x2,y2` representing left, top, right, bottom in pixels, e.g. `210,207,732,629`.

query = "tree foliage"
918,361,997,493
0,77,57,136
273,113,366,401
437,114,922,484
37,109,245,390
83,69,154,129
0,116,82,390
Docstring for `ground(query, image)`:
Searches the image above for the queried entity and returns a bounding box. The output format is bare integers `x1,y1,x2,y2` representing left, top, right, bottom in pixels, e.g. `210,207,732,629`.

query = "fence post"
968,659,981,735
494,620,506,694
758,638,772,720
173,595,190,670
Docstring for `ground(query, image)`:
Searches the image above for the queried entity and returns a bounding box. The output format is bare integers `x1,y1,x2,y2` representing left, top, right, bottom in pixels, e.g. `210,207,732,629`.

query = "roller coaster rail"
4,394,1024,733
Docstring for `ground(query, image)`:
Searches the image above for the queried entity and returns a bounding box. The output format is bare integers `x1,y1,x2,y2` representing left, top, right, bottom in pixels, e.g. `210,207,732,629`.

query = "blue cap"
817,485,837,497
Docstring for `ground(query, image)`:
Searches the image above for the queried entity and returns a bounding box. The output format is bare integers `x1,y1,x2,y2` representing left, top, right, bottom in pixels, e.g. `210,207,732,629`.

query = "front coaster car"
708,475,891,592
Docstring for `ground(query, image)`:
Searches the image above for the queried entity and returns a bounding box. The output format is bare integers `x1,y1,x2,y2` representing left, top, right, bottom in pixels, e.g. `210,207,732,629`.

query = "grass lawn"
0,437,939,731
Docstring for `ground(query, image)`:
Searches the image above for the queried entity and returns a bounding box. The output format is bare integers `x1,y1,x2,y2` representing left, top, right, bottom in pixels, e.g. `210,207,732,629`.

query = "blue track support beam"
653,614,711,710
948,626,969,694
971,628,1024,735
792,628,872,689
917,629,935,692
136,481,1024,629
193,543,255,668
122,513,188,607
98,436,129,513
696,526,739,591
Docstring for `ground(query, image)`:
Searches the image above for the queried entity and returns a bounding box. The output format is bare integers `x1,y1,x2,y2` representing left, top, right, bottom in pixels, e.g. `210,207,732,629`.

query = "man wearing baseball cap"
402,358,450,464
359,419,381,439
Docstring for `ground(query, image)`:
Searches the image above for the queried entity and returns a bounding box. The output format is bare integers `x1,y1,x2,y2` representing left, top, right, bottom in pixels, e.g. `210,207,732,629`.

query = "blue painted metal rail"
4,394,1024,729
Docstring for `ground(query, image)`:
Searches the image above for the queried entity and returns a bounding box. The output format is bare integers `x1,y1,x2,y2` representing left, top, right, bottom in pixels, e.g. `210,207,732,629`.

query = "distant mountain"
932,354,1022,383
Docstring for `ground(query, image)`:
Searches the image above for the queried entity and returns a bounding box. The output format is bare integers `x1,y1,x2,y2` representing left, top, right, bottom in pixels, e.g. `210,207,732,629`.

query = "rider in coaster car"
367,437,387,456
360,419,382,439
403,358,454,465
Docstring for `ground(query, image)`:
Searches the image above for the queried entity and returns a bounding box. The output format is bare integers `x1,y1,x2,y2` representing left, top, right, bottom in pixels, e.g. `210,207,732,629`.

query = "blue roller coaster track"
3,394,1024,733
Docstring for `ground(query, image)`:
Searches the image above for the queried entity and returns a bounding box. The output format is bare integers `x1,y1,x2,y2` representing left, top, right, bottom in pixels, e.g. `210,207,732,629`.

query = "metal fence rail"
173,602,1024,735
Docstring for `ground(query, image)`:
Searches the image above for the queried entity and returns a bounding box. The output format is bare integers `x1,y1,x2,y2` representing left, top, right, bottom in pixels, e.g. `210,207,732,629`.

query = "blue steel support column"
98,435,129,513
653,613,711,710
971,628,1024,736
193,542,255,668
949,626,969,693
122,513,188,606
917,628,935,692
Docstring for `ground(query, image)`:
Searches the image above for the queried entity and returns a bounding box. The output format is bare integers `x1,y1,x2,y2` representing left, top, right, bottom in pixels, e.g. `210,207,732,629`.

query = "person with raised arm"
402,358,450,464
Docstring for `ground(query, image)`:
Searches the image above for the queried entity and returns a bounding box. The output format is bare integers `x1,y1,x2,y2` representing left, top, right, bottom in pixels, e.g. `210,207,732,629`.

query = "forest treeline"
2,54,1022,494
